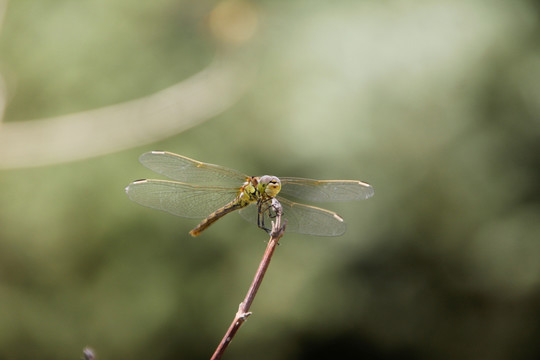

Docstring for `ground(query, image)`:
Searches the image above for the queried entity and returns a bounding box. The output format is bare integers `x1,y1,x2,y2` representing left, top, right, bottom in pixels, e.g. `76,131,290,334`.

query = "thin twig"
210,199,286,360
82,347,95,360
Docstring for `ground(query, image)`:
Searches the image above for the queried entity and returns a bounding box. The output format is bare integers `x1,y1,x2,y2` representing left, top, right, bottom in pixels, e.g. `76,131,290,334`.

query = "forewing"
126,179,239,218
238,197,347,236
139,151,248,186
279,177,374,202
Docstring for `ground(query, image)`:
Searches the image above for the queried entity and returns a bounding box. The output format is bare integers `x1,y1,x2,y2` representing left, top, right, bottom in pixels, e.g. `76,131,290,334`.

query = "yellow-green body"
189,175,281,237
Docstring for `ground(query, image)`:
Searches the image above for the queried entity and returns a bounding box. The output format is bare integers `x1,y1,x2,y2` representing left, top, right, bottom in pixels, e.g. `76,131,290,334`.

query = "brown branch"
210,199,286,360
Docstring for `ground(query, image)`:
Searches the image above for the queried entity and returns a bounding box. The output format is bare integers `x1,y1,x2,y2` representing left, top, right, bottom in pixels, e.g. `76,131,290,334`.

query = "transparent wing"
139,151,249,187
239,197,346,237
126,179,239,218
279,177,374,202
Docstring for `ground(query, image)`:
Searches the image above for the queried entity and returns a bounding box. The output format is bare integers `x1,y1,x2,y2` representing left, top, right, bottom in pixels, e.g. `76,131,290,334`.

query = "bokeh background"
1,0,540,359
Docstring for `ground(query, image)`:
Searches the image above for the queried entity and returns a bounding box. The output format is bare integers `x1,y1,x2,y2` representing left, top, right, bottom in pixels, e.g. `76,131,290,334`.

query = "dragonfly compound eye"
258,175,281,197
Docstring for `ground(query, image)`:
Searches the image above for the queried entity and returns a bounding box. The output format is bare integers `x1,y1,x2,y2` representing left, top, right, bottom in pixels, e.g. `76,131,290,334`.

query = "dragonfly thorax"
237,178,257,203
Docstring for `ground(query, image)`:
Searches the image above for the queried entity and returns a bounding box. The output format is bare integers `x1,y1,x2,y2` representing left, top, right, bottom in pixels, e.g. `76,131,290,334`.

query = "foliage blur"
1,0,540,359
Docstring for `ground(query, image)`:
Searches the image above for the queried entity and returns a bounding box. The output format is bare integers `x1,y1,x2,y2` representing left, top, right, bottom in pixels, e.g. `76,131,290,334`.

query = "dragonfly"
125,151,374,237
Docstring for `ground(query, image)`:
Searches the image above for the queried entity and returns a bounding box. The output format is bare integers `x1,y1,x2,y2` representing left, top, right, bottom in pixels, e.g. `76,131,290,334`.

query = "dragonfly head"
258,175,281,198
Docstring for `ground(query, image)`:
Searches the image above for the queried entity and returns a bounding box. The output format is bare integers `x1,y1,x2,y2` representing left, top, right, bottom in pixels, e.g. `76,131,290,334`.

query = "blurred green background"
1,0,540,359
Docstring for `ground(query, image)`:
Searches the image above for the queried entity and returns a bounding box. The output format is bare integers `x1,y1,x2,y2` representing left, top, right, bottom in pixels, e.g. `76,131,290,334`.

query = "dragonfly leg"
256,198,283,234
257,199,275,234
257,212,271,234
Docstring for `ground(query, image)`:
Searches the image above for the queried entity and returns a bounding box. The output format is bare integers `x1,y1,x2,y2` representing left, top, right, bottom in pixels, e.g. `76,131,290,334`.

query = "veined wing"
238,197,347,236
278,197,347,236
139,151,249,187
126,179,239,218
279,177,374,202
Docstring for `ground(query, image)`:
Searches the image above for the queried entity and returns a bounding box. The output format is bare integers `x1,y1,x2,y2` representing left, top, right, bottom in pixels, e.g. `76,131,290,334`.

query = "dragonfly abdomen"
189,200,248,237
